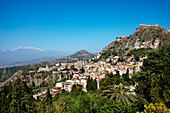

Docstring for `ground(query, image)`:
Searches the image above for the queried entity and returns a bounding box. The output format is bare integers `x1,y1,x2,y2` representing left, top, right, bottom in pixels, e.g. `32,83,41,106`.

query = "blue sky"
0,0,170,54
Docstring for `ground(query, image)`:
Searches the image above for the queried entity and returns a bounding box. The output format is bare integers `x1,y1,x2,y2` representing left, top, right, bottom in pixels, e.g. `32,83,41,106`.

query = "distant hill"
65,49,95,60
0,49,95,84
50,49,95,63
101,24,170,59
0,46,67,67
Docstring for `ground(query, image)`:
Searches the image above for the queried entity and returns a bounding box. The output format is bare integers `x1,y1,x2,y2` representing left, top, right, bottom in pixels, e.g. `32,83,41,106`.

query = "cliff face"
102,24,170,55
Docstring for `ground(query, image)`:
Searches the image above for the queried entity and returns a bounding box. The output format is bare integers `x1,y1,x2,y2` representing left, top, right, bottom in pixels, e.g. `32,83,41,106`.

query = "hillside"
101,24,170,59
65,49,95,60
0,49,94,85
50,49,95,63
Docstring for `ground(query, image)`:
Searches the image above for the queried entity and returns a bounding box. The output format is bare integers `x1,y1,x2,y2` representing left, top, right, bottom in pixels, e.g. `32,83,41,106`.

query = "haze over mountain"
0,46,68,67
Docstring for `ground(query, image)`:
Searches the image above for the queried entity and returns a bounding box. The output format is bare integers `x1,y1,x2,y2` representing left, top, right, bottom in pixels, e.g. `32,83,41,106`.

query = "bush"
137,103,170,113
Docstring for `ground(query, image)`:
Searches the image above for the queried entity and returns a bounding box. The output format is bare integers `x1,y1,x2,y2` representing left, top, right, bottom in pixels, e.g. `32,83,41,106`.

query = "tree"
135,44,170,107
118,57,123,62
32,81,35,88
90,78,94,91
80,67,85,73
46,88,52,104
0,78,35,113
100,73,116,90
72,84,77,92
61,72,64,78
93,79,97,91
123,68,131,86
99,100,137,113
135,56,139,61
109,58,112,63
115,71,122,85
87,77,98,92
72,68,78,71
87,76,91,91
138,103,170,113
70,73,73,79
101,83,137,105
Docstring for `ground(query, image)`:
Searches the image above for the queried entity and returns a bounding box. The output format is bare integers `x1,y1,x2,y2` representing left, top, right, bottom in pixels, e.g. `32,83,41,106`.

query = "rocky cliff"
102,24,170,56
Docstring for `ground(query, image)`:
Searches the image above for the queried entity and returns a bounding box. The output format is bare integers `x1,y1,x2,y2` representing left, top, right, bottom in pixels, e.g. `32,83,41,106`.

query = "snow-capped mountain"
0,46,68,67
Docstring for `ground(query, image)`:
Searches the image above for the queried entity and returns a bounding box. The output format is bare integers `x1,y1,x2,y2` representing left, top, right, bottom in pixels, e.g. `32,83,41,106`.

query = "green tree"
138,103,170,113
61,72,64,78
70,73,73,79
46,88,52,104
58,91,90,113
99,100,137,113
90,78,94,91
80,67,85,73
32,81,35,88
109,58,112,63
135,44,170,107
0,78,35,113
115,71,122,85
87,77,98,92
122,68,131,86
101,83,137,105
100,73,116,90
135,56,139,61
72,84,77,92
93,79,97,91
87,76,91,91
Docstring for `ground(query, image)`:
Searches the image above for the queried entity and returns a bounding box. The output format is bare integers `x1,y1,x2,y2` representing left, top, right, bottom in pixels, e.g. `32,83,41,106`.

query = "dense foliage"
135,44,170,107
127,48,152,59
87,77,97,91
0,79,35,113
137,103,170,113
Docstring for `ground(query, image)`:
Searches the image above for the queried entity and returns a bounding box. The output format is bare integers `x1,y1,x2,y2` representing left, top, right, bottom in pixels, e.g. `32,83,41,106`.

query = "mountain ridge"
101,24,170,58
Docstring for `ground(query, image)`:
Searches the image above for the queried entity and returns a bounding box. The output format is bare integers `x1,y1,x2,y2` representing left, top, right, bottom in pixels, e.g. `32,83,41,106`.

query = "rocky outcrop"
102,24,170,55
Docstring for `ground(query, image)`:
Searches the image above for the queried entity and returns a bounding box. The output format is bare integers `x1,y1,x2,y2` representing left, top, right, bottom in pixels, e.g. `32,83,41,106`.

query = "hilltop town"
33,53,147,100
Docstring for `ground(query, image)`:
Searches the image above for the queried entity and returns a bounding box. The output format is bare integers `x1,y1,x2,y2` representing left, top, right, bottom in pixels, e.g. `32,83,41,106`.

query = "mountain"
0,46,67,67
0,49,95,84
101,24,170,59
68,49,95,60
53,49,95,63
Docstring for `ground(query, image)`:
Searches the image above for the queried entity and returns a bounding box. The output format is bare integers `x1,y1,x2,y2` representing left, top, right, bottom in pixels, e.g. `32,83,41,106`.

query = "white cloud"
10,46,45,51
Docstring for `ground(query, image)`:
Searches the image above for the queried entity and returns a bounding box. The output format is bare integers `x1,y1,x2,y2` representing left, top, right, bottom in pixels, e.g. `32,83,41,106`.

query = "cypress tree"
109,58,112,63
72,84,77,92
87,76,91,91
93,79,97,91
32,81,35,88
81,67,85,73
124,68,130,81
46,88,52,104
90,78,93,91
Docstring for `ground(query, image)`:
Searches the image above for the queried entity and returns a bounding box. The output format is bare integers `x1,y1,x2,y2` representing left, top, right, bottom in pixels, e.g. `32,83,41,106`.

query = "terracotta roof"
51,91,62,96
127,58,132,62
49,87,58,91
40,94,46,98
